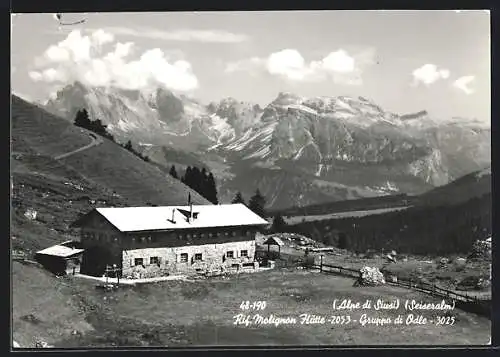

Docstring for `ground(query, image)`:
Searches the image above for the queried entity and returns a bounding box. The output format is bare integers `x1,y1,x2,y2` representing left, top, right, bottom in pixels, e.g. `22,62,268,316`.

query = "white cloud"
29,29,199,92
224,57,265,73
29,71,43,81
226,48,375,85
312,50,356,73
29,68,68,83
91,29,115,46
453,75,476,95
412,64,450,86
266,49,314,81
87,27,249,43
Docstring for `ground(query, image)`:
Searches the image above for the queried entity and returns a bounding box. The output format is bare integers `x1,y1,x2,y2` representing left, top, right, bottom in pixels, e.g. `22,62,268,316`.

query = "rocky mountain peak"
272,92,304,106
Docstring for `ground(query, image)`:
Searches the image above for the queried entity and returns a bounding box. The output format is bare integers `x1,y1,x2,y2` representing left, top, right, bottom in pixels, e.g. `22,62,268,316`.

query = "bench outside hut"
263,236,285,258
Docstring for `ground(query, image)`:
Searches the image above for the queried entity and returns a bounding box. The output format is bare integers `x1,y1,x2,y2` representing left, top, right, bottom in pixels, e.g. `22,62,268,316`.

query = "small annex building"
34,240,84,276
70,203,269,278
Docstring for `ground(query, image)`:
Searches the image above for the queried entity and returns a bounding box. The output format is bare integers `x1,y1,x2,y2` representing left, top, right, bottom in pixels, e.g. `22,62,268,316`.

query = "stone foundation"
122,240,256,278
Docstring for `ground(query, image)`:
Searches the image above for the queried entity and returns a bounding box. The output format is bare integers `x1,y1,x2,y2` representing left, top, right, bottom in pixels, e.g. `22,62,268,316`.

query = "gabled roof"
263,236,285,246
36,241,84,258
73,204,269,232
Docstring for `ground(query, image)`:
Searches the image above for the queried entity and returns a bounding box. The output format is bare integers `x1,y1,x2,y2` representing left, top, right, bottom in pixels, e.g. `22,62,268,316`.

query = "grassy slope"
269,194,414,217
416,169,491,207
284,206,410,224
12,262,95,347
270,167,490,220
56,269,490,347
12,95,209,207
12,95,91,156
11,94,210,347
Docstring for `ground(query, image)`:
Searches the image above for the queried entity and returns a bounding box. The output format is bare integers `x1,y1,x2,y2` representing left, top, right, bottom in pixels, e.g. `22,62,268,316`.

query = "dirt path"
54,132,103,160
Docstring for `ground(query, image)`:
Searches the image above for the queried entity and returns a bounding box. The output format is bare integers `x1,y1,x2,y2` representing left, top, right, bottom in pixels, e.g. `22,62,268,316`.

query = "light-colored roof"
263,236,285,246
94,203,269,232
36,244,84,258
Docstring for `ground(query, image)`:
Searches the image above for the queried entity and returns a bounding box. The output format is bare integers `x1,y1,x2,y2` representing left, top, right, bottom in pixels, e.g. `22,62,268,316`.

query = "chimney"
190,200,193,222
171,209,176,223
188,192,193,222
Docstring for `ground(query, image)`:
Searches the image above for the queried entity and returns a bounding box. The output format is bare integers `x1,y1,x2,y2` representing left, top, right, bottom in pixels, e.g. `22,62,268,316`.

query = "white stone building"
71,203,269,278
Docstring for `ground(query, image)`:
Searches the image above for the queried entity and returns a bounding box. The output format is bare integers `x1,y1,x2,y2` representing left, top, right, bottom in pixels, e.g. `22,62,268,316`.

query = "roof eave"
120,222,268,233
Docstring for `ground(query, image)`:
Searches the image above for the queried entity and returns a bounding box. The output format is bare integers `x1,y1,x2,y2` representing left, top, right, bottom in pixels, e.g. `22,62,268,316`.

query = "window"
208,232,213,238
224,232,229,236
232,230,237,237
226,251,234,258
180,253,188,263
178,233,183,239
150,257,159,265
246,230,252,237
194,253,203,261
134,258,143,266
186,234,192,239
241,250,248,257
147,236,152,242
193,233,198,238
200,233,206,238
217,232,221,237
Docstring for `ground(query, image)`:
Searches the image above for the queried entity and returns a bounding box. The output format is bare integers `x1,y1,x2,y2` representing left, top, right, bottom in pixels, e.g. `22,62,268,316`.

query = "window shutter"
130,259,133,267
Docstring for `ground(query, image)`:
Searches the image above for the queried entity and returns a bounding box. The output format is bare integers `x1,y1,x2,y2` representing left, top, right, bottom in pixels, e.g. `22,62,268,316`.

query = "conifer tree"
169,165,178,179
74,109,91,128
124,140,133,151
248,189,266,218
206,172,218,204
271,214,287,233
231,192,245,205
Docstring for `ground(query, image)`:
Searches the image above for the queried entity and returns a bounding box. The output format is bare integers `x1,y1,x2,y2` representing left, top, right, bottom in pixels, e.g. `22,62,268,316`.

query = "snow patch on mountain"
286,104,319,116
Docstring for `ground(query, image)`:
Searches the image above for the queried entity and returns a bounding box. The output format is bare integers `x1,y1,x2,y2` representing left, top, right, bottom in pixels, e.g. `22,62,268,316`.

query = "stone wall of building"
76,210,263,277
121,240,256,278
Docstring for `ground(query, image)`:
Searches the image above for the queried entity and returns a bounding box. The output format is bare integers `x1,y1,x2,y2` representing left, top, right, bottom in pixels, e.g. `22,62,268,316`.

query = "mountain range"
44,82,491,209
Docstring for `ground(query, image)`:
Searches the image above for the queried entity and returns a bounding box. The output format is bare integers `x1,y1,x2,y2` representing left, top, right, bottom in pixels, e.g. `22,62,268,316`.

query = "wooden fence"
313,260,491,318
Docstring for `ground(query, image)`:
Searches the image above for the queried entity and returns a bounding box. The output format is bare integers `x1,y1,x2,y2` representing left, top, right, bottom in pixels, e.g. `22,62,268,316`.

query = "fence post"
105,265,109,284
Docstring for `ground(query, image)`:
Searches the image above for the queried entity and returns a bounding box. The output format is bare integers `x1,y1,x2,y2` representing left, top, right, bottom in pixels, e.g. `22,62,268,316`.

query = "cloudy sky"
11,10,490,123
